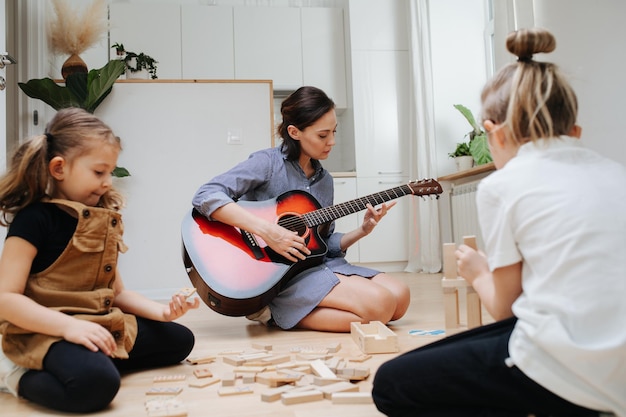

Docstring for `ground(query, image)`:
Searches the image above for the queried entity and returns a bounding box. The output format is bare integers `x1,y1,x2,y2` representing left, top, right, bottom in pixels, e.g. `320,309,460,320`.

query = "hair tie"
517,55,533,63
45,132,54,144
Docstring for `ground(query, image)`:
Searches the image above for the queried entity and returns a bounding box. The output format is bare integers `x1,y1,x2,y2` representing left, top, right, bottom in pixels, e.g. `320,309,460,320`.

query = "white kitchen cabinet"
352,50,410,177
233,7,302,90
301,8,347,109
355,177,410,264
332,176,359,263
181,6,234,80
109,3,182,79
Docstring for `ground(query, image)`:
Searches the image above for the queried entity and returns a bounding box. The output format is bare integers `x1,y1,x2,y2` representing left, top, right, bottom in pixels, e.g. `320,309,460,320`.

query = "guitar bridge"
241,229,264,260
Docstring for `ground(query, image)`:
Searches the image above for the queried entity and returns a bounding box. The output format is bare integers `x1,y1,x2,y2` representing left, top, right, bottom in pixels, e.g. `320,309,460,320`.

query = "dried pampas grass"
48,0,108,56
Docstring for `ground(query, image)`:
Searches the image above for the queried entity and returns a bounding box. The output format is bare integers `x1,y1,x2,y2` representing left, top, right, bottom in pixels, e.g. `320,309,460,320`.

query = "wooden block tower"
441,235,483,331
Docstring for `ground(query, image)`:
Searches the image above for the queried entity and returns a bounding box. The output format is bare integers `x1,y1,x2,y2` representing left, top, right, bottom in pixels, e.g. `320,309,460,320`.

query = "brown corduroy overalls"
0,199,138,370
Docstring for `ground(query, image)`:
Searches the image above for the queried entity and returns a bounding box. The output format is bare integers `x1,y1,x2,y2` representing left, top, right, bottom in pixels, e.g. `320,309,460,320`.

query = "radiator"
450,180,483,247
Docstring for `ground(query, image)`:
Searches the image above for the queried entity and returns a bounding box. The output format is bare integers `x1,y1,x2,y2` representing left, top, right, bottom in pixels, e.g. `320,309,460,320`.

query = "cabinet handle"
378,181,402,185
334,180,347,185
378,171,403,175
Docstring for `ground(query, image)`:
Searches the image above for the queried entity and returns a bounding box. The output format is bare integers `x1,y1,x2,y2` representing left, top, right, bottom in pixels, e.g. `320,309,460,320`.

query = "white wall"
532,0,626,166
429,0,488,177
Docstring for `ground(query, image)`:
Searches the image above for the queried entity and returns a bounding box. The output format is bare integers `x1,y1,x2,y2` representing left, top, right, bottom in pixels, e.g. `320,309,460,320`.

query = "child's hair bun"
506,27,556,62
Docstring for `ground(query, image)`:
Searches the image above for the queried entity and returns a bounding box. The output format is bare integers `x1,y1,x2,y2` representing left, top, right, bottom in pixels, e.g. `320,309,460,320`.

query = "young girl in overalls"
0,108,199,413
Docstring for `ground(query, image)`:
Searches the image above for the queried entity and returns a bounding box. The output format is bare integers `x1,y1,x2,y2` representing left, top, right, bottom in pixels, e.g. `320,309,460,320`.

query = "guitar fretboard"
302,184,414,227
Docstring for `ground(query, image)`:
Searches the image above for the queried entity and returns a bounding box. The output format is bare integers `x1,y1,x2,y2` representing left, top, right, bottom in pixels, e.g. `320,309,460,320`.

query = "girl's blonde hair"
0,107,125,226
481,27,578,145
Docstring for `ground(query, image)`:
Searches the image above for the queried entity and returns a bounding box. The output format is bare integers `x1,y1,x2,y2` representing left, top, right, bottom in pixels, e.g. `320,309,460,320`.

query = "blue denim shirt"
192,146,344,257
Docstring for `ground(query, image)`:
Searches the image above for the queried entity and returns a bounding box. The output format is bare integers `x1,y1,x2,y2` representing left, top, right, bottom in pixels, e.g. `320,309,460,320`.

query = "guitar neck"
303,183,414,228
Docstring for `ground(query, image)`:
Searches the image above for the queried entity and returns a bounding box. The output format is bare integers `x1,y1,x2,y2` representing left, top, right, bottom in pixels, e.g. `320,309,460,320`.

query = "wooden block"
217,386,254,396
442,286,460,329
331,392,373,404
348,354,372,362
221,372,236,386
310,359,337,379
466,286,483,329
326,342,341,353
241,374,256,384
222,355,246,366
350,321,399,354
256,371,301,387
260,384,295,402
251,342,272,351
463,235,477,250
316,381,359,399
193,368,213,379
154,374,186,383
442,242,457,279
145,397,187,417
233,366,266,374
146,386,183,396
186,355,216,365
281,389,324,405
177,287,197,299
313,376,346,386
188,377,220,388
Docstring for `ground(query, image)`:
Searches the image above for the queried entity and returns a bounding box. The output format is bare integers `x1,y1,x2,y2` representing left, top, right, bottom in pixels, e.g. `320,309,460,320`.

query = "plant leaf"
84,60,126,113
17,78,81,110
113,166,131,178
469,134,493,165
66,72,88,105
453,104,483,136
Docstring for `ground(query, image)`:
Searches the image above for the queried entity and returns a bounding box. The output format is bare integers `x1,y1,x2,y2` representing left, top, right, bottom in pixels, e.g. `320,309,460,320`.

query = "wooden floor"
2,272,491,417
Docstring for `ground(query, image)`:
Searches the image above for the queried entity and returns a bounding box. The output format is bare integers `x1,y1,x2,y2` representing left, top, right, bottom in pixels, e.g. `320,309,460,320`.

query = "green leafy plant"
17,59,129,177
448,141,471,158
112,44,158,79
453,104,493,165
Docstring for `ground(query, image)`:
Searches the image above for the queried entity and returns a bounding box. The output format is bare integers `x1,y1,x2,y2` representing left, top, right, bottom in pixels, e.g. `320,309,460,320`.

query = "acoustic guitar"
181,178,442,316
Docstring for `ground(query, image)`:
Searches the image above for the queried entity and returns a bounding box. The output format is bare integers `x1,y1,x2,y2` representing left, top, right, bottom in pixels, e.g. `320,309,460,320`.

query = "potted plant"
453,104,493,166
17,59,130,177
448,141,474,171
112,44,158,79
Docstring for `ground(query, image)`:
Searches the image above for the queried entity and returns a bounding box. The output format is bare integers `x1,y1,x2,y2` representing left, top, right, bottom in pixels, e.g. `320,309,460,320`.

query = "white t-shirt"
477,136,626,415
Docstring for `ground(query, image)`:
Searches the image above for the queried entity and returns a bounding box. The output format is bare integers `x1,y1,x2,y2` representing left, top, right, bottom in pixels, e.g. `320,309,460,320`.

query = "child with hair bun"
373,27,625,417
0,108,199,413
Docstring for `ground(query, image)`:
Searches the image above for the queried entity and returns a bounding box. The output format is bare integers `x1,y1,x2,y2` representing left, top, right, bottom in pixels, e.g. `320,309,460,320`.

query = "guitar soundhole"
278,213,309,238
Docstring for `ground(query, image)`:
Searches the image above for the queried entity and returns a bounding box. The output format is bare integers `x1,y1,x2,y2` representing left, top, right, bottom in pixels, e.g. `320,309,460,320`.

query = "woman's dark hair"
277,86,335,160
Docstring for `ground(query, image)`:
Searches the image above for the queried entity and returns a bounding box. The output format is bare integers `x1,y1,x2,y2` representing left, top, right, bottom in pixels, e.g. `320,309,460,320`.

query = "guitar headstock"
408,178,443,197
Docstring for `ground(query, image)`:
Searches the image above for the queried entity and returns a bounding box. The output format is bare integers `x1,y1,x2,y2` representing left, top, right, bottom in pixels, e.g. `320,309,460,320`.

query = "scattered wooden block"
326,342,341,353
348,354,372,362
260,384,295,402
350,321,399,354
251,342,272,351
310,359,337,379
281,389,324,405
331,392,373,404
256,371,301,387
146,386,183,396
188,377,220,388
186,355,216,365
221,372,236,386
154,374,186,383
316,381,359,399
217,386,254,396
193,368,213,379
145,397,187,417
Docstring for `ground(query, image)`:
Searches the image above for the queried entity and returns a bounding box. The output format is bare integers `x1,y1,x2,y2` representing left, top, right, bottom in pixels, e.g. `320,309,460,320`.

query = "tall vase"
61,53,88,79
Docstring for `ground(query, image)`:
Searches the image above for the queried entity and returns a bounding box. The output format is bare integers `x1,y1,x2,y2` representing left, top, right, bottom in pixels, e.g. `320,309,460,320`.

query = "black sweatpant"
372,317,600,417
18,317,195,413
